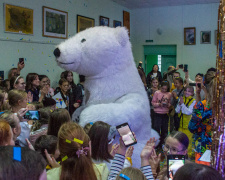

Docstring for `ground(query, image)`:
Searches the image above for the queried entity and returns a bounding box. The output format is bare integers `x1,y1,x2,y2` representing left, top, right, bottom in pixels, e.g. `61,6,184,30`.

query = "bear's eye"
81,38,86,43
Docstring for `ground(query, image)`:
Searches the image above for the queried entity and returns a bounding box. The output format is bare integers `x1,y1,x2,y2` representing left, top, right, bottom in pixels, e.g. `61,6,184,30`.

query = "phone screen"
19,58,24,64
23,110,40,120
167,155,185,180
184,64,188,72
116,123,137,147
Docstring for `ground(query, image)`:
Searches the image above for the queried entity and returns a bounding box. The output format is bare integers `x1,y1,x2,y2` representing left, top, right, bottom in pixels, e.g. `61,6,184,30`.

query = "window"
158,55,161,71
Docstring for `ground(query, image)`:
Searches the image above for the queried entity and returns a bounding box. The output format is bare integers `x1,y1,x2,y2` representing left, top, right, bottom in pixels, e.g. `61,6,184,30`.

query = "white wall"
130,3,219,79
0,0,129,87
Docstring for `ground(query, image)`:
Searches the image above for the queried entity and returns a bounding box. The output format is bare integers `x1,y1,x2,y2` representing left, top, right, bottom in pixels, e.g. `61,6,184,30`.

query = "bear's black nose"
54,48,61,58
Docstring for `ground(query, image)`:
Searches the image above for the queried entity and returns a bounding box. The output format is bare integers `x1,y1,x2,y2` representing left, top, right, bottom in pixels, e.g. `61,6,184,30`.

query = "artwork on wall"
200,31,211,44
123,11,130,36
5,4,33,35
42,6,68,39
77,15,95,33
184,27,196,45
113,20,122,28
99,16,109,26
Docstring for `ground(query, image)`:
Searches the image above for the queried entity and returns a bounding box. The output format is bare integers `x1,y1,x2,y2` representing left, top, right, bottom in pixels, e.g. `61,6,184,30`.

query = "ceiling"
111,0,220,9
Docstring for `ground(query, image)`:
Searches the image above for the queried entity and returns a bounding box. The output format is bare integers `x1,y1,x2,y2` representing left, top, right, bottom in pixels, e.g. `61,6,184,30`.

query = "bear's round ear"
115,27,129,47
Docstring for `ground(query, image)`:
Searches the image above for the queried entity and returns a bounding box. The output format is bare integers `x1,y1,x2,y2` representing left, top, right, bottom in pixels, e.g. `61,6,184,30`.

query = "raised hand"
45,149,60,168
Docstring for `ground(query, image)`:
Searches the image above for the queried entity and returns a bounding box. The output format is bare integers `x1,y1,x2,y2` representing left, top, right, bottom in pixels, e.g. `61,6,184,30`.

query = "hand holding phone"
167,155,185,180
116,123,137,147
23,110,40,120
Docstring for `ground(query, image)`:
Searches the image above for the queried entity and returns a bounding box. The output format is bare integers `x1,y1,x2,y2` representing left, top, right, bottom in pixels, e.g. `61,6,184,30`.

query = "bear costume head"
54,26,159,167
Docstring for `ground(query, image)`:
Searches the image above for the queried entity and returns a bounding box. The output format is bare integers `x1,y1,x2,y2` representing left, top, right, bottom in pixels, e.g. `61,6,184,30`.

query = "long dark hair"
166,131,189,150
88,121,113,162
62,71,76,87
26,73,39,91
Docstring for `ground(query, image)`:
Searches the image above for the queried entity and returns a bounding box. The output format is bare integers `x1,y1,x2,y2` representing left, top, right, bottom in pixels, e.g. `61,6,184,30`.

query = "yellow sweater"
47,163,109,180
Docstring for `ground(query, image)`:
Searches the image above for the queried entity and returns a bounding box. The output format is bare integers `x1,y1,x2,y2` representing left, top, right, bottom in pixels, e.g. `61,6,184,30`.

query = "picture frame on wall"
200,31,211,44
123,11,130,36
99,16,109,26
77,15,95,33
42,6,68,39
113,20,122,27
5,4,33,35
184,27,196,45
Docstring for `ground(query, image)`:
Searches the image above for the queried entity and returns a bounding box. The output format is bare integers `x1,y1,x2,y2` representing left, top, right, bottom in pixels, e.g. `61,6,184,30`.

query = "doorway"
144,45,177,76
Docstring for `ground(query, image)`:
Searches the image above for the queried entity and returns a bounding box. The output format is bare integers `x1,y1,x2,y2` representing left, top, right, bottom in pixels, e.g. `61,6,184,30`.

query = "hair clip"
119,174,130,180
13,147,21,162
74,138,83,144
62,155,68,162
14,76,21,85
89,122,94,125
76,147,89,158
66,139,71,143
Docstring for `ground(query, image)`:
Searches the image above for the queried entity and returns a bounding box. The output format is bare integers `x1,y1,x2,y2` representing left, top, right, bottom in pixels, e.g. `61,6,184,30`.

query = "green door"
161,55,176,75
145,55,158,75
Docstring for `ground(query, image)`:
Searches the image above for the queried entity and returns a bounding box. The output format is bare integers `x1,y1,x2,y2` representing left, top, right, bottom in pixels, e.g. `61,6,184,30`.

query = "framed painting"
123,11,130,36
77,15,95,33
43,6,68,39
99,16,109,26
200,31,211,44
184,27,196,45
113,20,122,27
5,4,33,35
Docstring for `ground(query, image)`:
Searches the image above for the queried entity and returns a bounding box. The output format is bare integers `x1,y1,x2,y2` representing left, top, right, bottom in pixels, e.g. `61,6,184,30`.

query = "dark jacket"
146,71,162,88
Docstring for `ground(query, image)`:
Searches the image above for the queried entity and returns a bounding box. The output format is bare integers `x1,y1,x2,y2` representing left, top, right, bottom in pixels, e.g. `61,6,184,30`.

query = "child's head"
163,131,189,156
10,76,26,91
38,75,48,88
88,121,116,162
184,86,194,97
8,89,27,109
47,108,71,137
174,77,183,89
63,71,74,84
116,167,147,180
0,146,46,180
152,64,159,72
8,68,17,80
0,111,21,141
160,81,170,93
59,78,69,93
151,77,159,88
0,89,9,111
27,103,36,110
0,120,15,146
26,73,40,90
58,122,97,180
34,135,59,160
173,72,180,82
195,73,204,83
42,97,56,110
83,122,93,134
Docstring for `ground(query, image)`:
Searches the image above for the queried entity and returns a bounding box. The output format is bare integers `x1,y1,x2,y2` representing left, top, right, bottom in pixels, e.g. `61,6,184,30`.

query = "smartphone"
178,64,183,69
197,83,201,88
116,122,137,147
184,64,188,72
189,83,196,86
23,110,40,120
19,58,24,64
167,155,185,180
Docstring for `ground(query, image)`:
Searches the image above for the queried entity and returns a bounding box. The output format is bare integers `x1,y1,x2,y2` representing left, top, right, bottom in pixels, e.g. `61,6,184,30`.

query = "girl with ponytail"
47,122,109,180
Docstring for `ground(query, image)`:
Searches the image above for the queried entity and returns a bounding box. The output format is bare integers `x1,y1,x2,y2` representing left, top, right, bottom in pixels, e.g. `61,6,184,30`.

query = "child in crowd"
34,135,60,170
171,77,184,131
170,71,180,92
10,76,26,91
26,73,47,102
47,108,71,137
147,77,159,128
0,120,15,146
39,75,54,97
42,97,56,110
152,81,172,147
53,78,69,109
146,64,162,89
175,86,195,158
83,122,93,134
0,89,10,111
47,122,109,180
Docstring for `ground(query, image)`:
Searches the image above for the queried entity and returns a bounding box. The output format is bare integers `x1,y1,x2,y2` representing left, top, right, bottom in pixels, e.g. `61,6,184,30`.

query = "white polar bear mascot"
53,26,159,167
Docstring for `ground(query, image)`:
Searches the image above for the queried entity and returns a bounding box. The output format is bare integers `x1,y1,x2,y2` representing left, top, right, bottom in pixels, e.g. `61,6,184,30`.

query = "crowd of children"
0,61,222,180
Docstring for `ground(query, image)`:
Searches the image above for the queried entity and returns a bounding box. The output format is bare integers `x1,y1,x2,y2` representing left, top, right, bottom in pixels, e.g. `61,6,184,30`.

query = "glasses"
162,144,185,154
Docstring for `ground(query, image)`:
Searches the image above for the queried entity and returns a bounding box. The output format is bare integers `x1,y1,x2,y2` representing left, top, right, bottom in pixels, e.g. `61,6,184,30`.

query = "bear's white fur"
55,26,159,167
